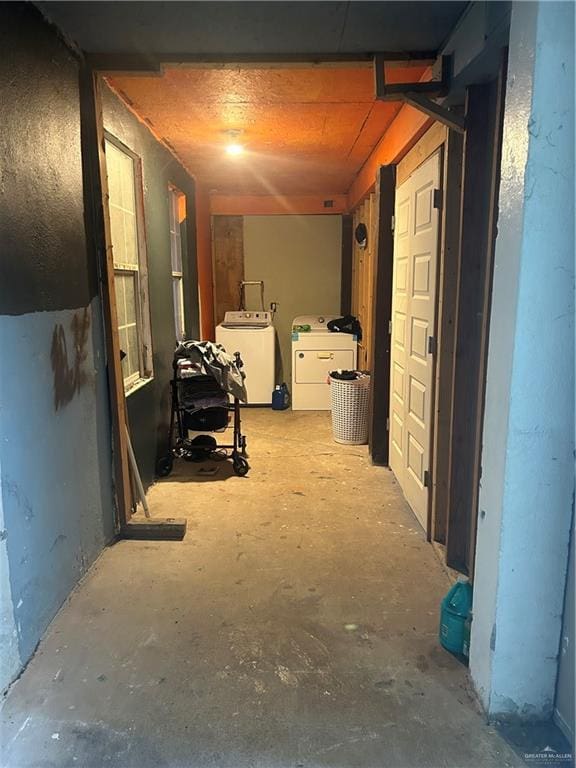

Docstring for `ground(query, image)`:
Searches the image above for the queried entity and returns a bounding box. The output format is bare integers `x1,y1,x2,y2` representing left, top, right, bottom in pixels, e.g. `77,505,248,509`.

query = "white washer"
216,311,275,405
291,315,358,410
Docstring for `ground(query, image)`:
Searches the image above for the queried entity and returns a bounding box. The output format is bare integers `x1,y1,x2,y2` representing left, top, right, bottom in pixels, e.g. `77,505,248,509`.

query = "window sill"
125,376,154,397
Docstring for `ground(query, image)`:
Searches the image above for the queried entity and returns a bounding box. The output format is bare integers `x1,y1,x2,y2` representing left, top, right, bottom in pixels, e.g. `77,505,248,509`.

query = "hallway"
1,412,521,768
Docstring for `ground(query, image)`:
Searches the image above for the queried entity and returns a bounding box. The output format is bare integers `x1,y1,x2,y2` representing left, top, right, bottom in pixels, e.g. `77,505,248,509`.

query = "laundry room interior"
213,213,345,394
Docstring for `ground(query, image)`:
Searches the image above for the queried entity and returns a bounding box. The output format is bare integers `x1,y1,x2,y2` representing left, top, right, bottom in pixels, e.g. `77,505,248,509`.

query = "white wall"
471,0,575,719
243,215,342,385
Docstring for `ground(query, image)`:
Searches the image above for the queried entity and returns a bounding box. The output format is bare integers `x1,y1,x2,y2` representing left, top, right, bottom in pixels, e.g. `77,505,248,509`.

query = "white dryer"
216,311,275,405
291,315,358,410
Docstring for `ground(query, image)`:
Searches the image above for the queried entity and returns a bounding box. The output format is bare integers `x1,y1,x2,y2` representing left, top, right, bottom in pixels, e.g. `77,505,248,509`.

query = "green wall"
102,84,199,487
243,215,342,387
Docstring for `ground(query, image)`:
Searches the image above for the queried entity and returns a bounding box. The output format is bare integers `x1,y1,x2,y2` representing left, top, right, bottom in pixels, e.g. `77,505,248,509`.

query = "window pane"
106,140,138,268
173,277,184,341
126,323,139,379
114,273,138,327
171,231,182,273
169,190,179,232
106,143,122,202
124,274,137,325
106,137,153,389
122,210,139,268
120,155,136,214
110,204,126,266
114,274,127,327
119,327,129,379
169,189,184,273
115,272,140,384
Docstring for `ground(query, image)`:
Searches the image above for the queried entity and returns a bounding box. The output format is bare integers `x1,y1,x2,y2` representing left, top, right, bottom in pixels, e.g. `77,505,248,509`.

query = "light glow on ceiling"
226,142,244,156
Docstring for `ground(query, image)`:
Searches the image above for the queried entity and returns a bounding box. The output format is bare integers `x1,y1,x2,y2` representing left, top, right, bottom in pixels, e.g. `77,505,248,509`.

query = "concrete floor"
1,411,523,768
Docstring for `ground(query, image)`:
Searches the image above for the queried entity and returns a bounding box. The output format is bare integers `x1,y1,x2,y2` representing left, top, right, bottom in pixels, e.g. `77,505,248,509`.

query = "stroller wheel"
233,456,250,477
157,455,174,477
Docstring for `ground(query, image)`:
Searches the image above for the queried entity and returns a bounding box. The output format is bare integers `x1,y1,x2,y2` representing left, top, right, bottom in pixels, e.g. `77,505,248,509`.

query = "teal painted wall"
471,0,575,720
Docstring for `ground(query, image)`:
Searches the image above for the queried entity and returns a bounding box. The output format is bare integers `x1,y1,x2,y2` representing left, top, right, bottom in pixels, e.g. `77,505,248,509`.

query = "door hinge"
386,417,390,431
433,188,443,210
391,214,395,233
388,319,393,334
424,470,431,488
428,336,436,355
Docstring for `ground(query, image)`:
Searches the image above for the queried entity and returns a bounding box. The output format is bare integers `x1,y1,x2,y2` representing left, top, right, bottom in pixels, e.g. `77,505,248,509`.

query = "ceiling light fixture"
224,129,244,157
226,142,244,156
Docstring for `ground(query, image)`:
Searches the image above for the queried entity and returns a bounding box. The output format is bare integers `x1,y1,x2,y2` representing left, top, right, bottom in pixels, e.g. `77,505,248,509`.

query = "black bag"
183,407,229,432
327,315,362,341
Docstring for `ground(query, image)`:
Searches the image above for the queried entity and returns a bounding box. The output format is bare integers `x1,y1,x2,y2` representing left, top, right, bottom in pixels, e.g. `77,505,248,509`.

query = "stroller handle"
234,350,246,380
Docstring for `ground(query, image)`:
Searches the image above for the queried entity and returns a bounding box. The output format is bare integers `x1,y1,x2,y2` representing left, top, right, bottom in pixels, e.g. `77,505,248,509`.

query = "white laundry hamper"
329,372,371,445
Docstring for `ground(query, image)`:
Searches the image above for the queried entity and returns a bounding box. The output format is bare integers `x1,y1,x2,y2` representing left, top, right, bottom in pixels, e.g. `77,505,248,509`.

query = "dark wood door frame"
446,55,507,573
368,166,396,466
431,126,464,545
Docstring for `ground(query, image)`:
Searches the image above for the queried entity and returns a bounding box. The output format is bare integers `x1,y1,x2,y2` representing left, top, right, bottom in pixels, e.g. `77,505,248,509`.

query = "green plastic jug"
439,576,472,655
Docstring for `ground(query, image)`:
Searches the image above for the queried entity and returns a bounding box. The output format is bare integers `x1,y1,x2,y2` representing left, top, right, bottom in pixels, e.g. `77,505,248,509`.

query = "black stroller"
156,341,250,478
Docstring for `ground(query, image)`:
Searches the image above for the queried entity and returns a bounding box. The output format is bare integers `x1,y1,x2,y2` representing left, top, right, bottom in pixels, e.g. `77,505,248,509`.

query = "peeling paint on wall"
50,307,90,410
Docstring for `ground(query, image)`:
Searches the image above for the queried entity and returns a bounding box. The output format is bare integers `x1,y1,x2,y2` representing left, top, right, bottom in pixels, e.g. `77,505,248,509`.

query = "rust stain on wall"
50,308,90,411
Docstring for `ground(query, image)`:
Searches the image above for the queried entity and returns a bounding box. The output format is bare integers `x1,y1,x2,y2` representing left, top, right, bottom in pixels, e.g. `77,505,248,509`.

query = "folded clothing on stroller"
157,340,249,477
177,373,229,431
175,340,248,402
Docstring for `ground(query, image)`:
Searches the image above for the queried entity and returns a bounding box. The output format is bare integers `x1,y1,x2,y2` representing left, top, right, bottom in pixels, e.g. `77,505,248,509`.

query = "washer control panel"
222,311,273,328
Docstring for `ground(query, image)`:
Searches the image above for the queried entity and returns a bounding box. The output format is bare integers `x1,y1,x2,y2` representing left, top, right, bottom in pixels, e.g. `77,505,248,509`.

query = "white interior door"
389,151,441,530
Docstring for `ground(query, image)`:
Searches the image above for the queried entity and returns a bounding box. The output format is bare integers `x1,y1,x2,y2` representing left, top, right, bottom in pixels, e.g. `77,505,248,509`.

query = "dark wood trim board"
446,76,503,573
368,166,396,466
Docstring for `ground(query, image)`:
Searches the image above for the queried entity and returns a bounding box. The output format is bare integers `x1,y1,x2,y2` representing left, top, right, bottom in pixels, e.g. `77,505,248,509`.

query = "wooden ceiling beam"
87,50,439,74
375,54,466,134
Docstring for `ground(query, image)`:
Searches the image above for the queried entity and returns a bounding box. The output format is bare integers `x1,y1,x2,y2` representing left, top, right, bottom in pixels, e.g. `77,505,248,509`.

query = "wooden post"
80,68,187,541
466,53,508,573
446,71,505,573
79,66,133,530
431,127,464,544
340,214,353,315
212,216,244,324
368,166,395,466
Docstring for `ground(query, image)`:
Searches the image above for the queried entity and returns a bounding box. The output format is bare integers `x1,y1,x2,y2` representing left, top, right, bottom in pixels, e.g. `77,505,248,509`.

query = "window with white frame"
105,137,153,391
169,186,186,342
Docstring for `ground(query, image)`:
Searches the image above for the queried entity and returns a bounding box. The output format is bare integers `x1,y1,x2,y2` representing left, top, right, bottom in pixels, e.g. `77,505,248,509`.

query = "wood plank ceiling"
107,65,428,196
